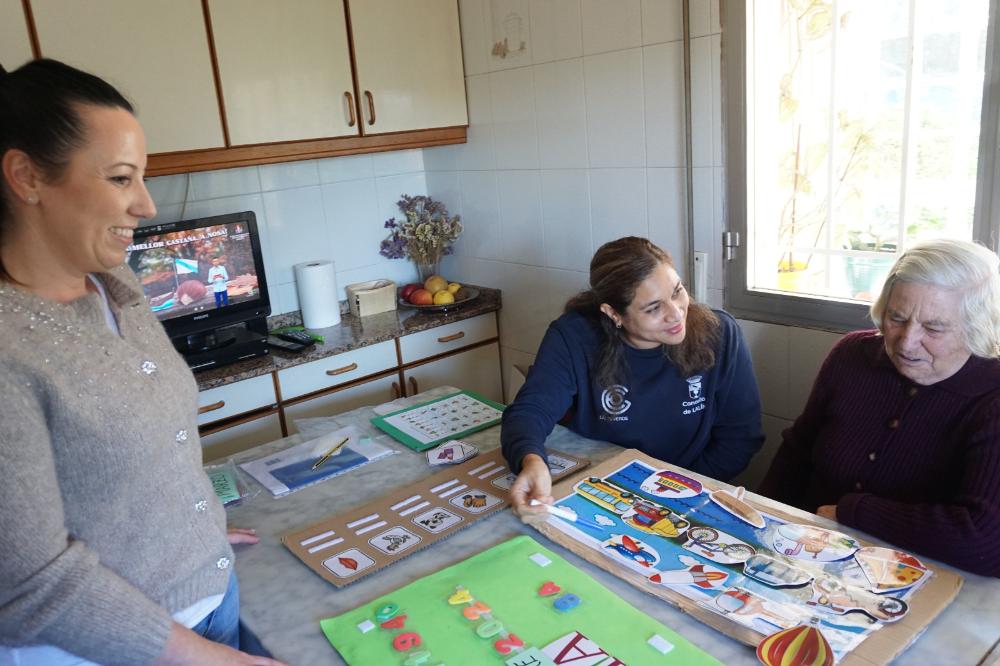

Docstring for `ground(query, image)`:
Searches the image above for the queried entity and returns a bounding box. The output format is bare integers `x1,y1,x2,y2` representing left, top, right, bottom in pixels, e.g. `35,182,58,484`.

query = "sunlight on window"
748,0,987,302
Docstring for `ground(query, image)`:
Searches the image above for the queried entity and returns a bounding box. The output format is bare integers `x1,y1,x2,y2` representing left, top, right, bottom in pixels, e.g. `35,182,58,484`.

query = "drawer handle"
409,376,419,395
364,90,376,125
437,331,465,343
391,381,400,399
199,400,225,414
326,362,359,377
344,91,356,127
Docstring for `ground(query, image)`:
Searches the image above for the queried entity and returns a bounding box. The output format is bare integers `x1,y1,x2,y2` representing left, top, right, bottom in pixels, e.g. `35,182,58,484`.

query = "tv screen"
126,211,270,338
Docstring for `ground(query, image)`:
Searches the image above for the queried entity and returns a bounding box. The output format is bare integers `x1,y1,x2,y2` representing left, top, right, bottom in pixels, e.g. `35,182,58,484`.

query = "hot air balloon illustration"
756,622,834,666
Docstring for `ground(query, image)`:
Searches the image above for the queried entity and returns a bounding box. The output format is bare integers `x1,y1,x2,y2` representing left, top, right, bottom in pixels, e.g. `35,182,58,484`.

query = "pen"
311,436,350,470
530,500,605,530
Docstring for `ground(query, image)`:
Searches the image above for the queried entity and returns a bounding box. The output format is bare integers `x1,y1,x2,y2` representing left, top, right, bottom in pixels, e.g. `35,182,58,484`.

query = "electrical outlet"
693,252,708,303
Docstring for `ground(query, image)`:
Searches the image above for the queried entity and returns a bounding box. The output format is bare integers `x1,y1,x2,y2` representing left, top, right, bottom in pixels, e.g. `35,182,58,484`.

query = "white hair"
871,239,1000,358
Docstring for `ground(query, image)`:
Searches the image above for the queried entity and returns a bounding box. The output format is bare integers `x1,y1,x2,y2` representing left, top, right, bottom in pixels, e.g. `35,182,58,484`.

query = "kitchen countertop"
227,386,1000,666
195,285,501,391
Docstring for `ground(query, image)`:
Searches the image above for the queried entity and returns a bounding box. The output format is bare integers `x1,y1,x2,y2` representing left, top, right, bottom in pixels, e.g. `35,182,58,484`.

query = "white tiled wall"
424,0,725,399
142,151,428,315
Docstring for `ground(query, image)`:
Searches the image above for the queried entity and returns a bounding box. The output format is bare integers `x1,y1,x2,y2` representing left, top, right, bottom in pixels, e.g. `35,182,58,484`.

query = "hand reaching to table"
509,453,554,526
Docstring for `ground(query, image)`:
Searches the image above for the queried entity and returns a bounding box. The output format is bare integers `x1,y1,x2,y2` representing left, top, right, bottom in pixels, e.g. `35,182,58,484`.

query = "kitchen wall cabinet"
208,0,357,145
30,0,225,154
0,0,33,69
349,0,467,134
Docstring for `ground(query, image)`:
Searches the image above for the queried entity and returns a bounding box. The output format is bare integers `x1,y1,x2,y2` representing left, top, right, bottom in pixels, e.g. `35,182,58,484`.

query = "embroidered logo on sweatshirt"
682,375,706,415
599,384,632,421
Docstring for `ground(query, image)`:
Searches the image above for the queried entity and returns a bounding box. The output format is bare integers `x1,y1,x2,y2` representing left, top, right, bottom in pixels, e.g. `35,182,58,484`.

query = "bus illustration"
574,477,638,515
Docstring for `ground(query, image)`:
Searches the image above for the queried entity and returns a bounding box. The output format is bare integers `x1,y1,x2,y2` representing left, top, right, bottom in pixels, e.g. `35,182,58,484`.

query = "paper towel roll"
294,260,341,329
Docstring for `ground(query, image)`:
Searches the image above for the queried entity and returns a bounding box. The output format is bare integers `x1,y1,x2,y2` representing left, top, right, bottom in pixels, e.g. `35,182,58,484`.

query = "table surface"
228,387,1000,665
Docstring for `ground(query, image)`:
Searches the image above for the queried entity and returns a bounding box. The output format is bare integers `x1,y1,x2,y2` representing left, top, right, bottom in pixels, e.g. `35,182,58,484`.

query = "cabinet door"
403,342,502,403
398,313,498,365
31,0,224,154
276,339,397,401
0,0,33,69
197,374,278,427
201,412,283,462
208,0,358,145
283,373,400,434
349,0,468,134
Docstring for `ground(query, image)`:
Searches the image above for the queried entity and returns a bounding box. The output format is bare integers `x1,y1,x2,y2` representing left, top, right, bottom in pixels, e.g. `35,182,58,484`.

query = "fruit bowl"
399,287,480,312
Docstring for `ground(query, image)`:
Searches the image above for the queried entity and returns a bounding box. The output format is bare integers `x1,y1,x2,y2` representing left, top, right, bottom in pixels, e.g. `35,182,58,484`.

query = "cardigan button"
194,500,208,512
176,429,188,443
887,418,900,429
868,452,877,462
216,557,231,570
855,481,863,491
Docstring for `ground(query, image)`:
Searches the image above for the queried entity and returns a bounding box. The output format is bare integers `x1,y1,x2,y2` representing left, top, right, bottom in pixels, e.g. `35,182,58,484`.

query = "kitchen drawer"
399,313,497,364
277,339,397,400
197,374,277,427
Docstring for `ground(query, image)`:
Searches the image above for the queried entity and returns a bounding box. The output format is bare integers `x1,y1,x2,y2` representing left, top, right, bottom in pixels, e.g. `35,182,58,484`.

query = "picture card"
426,439,479,466
371,390,505,451
281,448,588,588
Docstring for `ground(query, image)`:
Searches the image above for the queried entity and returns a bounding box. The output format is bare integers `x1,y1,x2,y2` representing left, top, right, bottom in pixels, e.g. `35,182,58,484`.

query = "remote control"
275,330,316,345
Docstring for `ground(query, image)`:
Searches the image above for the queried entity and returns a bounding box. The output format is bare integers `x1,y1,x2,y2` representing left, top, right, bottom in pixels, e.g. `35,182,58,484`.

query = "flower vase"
415,260,440,283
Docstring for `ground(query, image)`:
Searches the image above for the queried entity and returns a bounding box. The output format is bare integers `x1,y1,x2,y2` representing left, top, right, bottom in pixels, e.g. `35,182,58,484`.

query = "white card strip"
529,553,552,567
357,620,376,634
390,495,423,511
477,465,505,479
438,483,468,499
647,635,675,655
468,462,495,475
346,513,381,529
300,530,336,547
307,537,344,554
354,520,389,536
398,500,432,517
430,479,459,493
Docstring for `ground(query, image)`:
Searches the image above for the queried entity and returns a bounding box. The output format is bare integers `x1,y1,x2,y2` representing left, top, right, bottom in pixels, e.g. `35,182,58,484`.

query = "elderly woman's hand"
508,454,554,526
816,505,838,522
226,527,259,545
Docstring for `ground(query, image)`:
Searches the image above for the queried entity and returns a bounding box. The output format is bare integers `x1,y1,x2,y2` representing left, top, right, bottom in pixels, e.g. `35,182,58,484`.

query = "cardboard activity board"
321,535,721,665
282,448,588,587
533,450,963,665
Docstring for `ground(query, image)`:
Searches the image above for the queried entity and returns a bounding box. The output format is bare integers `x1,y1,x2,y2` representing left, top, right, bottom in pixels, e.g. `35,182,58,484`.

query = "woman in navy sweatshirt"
502,237,764,519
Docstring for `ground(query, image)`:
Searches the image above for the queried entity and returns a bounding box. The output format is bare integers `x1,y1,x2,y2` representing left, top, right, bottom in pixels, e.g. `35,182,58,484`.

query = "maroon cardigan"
759,330,1000,577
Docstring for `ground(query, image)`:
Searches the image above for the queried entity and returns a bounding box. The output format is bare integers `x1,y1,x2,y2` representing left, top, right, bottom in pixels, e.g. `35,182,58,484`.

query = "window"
724,0,1000,329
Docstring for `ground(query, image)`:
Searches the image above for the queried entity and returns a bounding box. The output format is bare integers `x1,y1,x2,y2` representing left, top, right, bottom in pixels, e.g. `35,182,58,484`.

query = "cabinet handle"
326,362,359,377
344,91,356,127
409,376,419,395
437,331,465,343
391,381,400,399
199,400,225,414
364,90,376,126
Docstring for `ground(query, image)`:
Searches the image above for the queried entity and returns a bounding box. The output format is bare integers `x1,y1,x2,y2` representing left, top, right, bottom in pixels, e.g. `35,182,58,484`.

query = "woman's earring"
26,195,38,204
615,321,622,329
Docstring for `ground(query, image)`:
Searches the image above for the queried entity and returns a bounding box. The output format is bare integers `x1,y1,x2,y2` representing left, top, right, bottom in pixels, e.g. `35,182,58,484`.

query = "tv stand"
173,317,269,372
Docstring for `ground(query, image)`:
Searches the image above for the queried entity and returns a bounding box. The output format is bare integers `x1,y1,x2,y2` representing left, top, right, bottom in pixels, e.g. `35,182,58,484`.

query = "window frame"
722,0,1000,331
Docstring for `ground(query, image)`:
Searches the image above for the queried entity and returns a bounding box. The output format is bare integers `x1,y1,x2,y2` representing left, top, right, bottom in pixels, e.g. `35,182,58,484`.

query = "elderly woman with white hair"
760,239,1000,576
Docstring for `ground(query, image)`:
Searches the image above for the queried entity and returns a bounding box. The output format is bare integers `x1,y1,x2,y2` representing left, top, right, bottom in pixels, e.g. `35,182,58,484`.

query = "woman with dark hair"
0,60,284,665
502,236,764,518
760,239,1000,576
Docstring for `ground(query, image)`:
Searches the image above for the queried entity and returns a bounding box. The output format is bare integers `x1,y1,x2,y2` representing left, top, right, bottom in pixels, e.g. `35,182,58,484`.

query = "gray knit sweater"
0,265,233,665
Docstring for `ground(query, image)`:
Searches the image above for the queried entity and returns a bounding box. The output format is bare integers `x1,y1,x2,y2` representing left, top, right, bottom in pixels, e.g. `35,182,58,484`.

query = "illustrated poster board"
282,448,588,588
532,449,963,666
321,535,721,665
370,389,505,451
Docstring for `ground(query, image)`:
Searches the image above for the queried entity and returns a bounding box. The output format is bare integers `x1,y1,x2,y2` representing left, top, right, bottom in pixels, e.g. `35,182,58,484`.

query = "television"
126,211,271,343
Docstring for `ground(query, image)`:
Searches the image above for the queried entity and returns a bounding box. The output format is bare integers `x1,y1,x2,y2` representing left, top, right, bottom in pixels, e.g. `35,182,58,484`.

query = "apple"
400,283,422,300
408,288,433,305
424,275,448,294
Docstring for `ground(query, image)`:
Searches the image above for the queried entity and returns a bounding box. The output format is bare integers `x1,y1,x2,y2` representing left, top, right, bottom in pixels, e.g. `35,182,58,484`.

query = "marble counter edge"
195,286,501,391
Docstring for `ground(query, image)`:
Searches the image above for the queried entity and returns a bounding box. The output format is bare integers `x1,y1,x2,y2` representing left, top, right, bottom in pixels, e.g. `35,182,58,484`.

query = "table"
227,387,1000,665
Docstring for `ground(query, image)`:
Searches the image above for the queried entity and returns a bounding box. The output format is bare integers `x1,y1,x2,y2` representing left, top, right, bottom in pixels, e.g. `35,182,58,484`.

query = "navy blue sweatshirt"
501,310,764,481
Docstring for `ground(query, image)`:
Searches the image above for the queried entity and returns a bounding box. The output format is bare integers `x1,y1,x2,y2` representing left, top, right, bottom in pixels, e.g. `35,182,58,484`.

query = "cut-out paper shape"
682,526,756,564
573,476,638,515
621,499,690,538
710,486,766,529
772,524,860,562
594,514,615,527
529,552,552,567
647,634,675,655
323,548,375,578
712,587,800,631
603,534,661,568
640,469,703,499
356,619,375,634
547,454,582,476
853,547,929,593
542,631,622,665
648,555,728,590
492,472,517,490
744,554,814,588
449,490,503,514
539,581,561,597
807,575,909,622
756,622,834,666
368,526,421,555
553,593,581,612
411,507,463,534
426,440,479,466
506,646,557,666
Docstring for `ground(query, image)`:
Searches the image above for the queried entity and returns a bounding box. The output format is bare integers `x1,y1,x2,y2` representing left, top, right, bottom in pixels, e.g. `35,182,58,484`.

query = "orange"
433,290,455,305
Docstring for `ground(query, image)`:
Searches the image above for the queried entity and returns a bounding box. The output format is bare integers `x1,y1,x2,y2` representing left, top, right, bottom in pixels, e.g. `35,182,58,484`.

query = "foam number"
553,594,581,613
403,649,433,665
476,620,505,639
462,601,492,621
376,603,400,622
393,632,423,652
494,633,525,655
380,614,408,630
448,588,473,605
